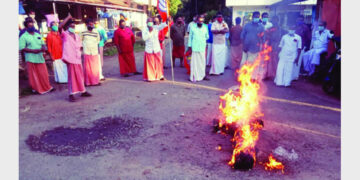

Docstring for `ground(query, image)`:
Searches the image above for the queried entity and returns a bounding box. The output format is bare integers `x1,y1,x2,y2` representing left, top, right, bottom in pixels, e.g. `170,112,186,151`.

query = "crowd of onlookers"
19,9,335,102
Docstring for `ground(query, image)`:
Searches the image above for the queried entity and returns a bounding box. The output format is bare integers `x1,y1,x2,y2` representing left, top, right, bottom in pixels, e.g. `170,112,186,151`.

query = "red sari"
114,27,137,75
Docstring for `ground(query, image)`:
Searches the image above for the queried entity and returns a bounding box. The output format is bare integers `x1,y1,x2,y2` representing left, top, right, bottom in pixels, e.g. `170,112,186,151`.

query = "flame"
218,43,271,168
264,155,285,173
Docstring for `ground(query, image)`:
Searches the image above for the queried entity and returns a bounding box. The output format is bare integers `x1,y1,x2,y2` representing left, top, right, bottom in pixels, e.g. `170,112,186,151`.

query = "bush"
103,40,145,57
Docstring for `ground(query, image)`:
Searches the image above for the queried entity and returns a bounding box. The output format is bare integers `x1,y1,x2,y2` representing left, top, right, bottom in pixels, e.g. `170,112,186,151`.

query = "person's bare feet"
81,91,92,97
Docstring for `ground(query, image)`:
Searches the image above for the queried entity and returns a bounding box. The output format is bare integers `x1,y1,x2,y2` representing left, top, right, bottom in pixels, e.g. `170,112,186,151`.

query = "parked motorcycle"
322,37,341,96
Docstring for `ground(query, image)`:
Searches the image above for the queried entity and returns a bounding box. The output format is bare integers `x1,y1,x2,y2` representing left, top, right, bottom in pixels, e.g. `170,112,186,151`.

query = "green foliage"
169,0,183,17
205,10,217,23
103,40,145,57
104,46,118,56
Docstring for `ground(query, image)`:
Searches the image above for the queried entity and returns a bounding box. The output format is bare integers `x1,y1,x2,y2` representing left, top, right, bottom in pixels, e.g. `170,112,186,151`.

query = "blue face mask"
51,25,58,32
68,27,75,33
147,22,153,27
27,27,36,33
262,18,268,23
253,18,260,23
288,30,295,35
318,26,325,31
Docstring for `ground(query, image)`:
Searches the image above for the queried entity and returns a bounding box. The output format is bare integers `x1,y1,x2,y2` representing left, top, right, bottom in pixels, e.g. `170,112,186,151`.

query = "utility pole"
148,0,152,16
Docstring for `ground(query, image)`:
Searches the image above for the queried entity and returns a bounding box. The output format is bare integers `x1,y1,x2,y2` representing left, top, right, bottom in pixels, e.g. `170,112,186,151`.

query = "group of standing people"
228,11,334,87
20,13,111,102
19,10,335,102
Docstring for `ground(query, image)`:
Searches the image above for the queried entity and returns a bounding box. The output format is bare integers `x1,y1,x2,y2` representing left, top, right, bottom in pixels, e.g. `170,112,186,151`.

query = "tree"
178,0,231,23
169,0,183,17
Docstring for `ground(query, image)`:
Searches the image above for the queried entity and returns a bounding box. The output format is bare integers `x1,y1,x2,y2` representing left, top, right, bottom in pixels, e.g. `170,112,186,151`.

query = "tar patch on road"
25,115,144,156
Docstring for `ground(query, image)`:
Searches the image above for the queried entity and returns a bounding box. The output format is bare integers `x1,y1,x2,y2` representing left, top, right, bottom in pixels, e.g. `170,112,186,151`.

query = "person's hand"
187,47,192,55
33,49,42,53
62,59,69,65
294,58,299,66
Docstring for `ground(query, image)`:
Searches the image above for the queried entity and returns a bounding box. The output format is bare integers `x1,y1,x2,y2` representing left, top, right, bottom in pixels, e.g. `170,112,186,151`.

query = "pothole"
25,115,144,156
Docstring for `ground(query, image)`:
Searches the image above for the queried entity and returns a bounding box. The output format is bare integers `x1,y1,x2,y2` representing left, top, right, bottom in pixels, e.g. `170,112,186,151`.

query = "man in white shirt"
302,21,334,75
209,13,229,75
274,25,302,87
142,17,168,81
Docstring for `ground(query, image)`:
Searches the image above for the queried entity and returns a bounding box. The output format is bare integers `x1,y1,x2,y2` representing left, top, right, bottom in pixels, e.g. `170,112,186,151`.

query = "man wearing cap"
209,13,229,75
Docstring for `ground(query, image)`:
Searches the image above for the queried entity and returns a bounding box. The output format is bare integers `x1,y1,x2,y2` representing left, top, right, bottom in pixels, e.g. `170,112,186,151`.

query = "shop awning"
270,0,316,7
46,0,144,12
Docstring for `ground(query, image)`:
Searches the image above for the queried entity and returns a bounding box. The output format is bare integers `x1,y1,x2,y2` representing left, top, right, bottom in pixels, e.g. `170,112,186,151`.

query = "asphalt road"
19,43,340,180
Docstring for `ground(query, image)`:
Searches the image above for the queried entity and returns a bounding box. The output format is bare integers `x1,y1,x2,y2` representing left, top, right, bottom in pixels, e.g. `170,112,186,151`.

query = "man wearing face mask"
81,18,101,86
60,14,92,102
302,21,334,76
209,13,229,76
170,16,186,67
114,19,141,77
187,15,210,82
19,18,54,94
274,25,302,87
261,12,273,30
19,17,40,37
46,21,67,83
241,11,265,80
142,17,168,81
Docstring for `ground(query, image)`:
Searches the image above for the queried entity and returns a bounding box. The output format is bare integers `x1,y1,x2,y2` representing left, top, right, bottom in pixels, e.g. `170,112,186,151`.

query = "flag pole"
167,1,175,84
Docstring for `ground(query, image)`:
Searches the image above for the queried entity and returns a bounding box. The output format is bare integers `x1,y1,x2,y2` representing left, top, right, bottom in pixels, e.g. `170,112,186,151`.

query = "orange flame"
218,43,271,168
264,155,285,173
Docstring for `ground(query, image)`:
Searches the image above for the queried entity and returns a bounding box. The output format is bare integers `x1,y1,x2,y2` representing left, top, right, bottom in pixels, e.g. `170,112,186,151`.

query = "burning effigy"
214,44,284,172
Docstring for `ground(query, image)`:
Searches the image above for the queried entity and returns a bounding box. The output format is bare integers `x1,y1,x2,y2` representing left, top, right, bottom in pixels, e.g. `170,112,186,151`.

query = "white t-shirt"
279,33,302,61
142,23,167,53
211,21,229,44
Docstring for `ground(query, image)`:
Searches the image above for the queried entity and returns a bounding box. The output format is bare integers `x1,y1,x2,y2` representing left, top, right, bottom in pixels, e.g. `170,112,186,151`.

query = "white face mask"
30,14,35,19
